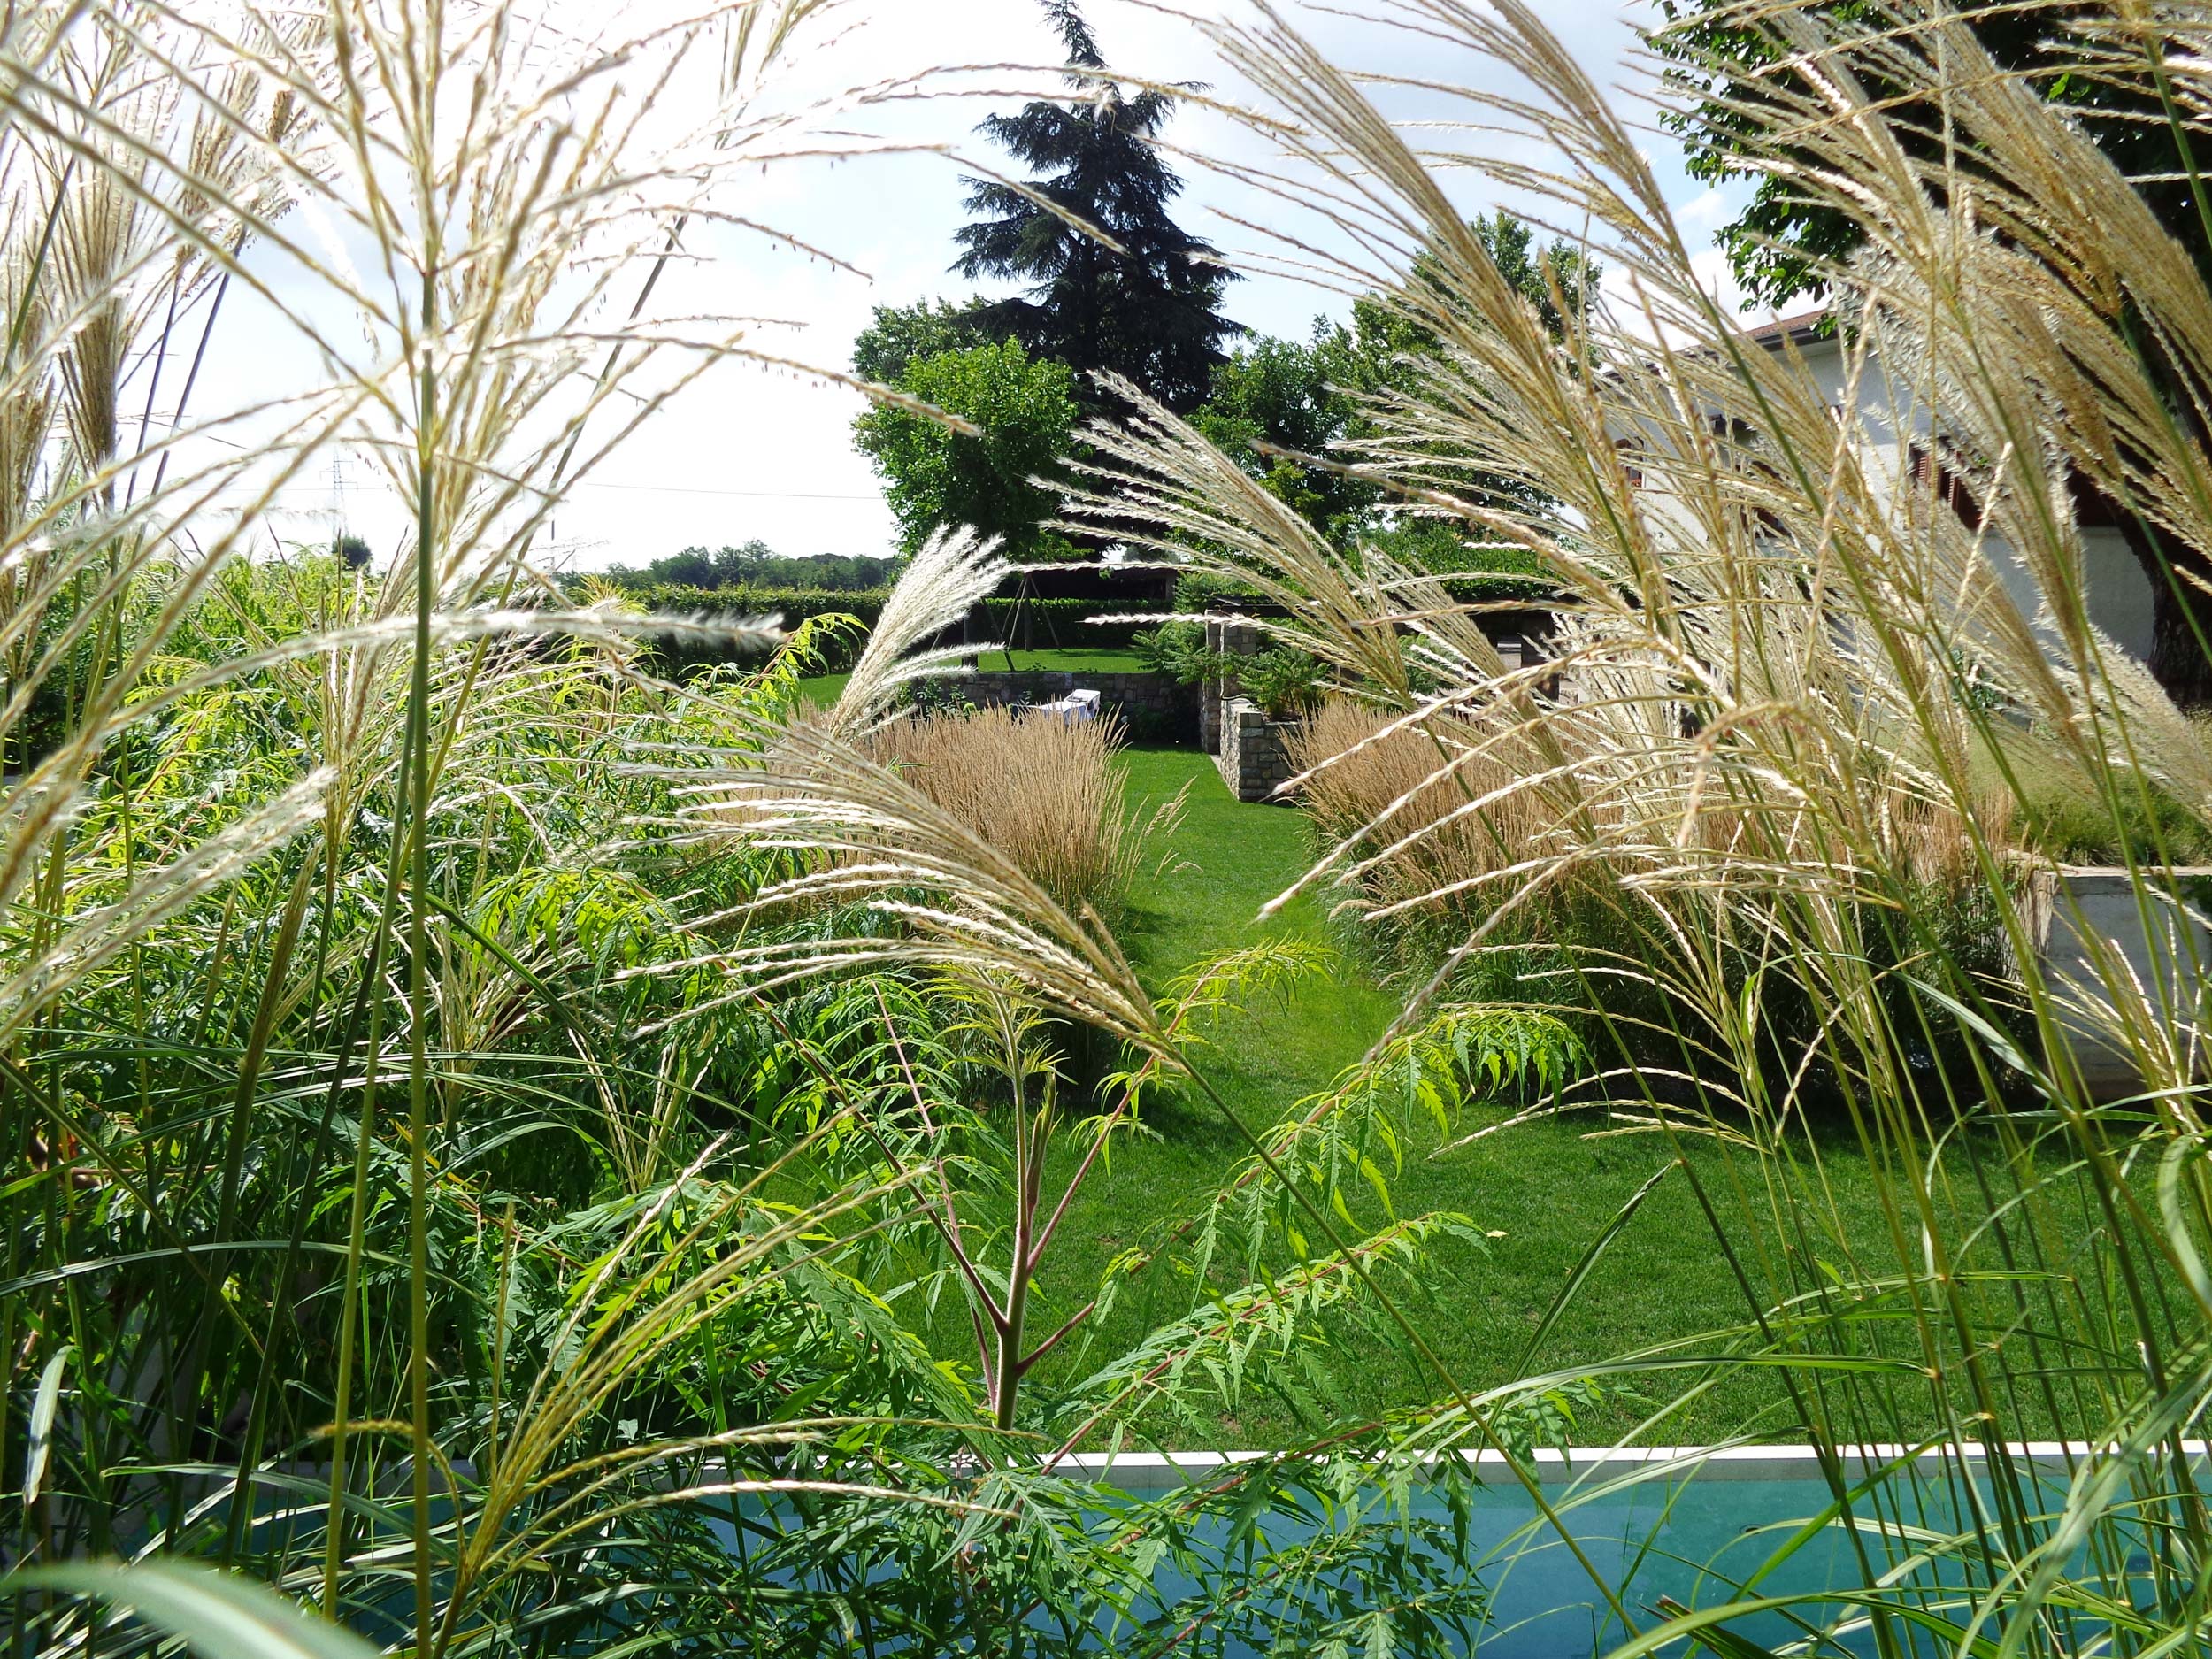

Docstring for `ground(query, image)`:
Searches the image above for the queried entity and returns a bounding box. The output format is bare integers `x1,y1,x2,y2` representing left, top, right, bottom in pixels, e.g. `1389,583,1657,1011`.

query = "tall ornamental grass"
869,704,1180,921
0,5,1525,1655
1053,1,2212,1651
24,2,2212,1658
0,3,997,1654
1286,695,1548,925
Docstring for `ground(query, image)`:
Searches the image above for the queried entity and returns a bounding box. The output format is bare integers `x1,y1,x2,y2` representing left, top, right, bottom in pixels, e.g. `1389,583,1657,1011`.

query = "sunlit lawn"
969,646,1148,673
1005,750,2087,1450
818,733,2106,1448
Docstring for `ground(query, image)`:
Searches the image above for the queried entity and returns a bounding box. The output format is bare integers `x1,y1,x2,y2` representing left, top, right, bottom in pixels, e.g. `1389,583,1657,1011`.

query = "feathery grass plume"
672,710,1172,1060
824,526,1010,739
1063,376,1424,704
0,7,368,1056
0,4,1059,1653
0,765,332,1042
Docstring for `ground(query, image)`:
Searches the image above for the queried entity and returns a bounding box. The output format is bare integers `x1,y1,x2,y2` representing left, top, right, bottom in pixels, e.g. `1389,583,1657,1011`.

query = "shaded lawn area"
1002,750,2107,1451
965,646,1149,673
794,650,1147,710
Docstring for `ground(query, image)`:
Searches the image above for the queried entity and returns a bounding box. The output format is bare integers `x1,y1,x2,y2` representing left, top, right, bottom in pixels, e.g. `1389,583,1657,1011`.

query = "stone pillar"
1200,616,1223,754
1216,697,1295,802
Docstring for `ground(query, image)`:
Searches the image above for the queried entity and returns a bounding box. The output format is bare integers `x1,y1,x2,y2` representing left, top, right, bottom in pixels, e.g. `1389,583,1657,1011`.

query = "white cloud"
1677,185,1730,227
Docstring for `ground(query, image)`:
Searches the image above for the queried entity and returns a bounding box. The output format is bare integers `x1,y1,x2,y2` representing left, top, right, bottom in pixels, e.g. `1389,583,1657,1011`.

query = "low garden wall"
949,669,1195,743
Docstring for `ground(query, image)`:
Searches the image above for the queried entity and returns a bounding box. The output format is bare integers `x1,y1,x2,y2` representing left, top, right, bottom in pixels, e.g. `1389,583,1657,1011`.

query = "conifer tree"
954,0,1237,415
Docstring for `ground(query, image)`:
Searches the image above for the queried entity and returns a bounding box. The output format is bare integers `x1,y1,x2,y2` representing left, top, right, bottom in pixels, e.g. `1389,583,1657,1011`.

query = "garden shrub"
1235,647,1327,718
1134,618,1327,717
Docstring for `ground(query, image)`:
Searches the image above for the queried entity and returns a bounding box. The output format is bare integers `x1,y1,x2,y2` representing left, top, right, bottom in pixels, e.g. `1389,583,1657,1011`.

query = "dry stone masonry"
1218,698,1296,802
952,670,1194,740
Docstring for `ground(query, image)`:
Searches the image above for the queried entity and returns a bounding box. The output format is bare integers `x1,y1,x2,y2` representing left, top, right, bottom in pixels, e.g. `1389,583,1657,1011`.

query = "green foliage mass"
851,296,995,385
1190,323,1379,540
1654,0,2212,308
1180,214,1597,549
1132,620,1325,720
852,339,1080,557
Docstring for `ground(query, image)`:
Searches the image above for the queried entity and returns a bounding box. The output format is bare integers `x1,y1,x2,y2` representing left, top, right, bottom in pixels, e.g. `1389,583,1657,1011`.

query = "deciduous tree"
853,341,1079,557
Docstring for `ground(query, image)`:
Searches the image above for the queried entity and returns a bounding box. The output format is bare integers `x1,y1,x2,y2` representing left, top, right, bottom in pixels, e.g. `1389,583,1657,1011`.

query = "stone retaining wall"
945,669,1195,741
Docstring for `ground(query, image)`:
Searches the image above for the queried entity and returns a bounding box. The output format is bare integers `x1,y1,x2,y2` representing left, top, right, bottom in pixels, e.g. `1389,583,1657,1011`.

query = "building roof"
1744,307,1832,349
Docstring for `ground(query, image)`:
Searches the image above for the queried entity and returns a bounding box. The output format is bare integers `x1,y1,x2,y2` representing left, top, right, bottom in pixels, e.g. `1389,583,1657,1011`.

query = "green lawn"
971,646,1148,673
795,672,848,708
994,750,2089,1451
793,650,1145,711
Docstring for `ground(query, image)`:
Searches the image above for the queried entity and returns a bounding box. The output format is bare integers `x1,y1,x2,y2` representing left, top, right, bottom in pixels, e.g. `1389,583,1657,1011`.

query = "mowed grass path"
1016,750,1917,1449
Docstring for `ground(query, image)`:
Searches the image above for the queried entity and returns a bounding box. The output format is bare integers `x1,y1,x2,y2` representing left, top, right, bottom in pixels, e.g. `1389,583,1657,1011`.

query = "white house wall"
1748,333,2157,668
2080,527,2157,662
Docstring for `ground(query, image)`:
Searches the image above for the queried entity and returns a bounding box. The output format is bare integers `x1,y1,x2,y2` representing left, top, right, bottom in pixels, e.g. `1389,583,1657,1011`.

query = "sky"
219,0,1768,573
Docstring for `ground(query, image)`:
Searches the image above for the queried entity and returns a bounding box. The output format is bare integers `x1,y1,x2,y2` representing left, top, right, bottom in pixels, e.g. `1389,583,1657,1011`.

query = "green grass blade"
12,1561,381,1659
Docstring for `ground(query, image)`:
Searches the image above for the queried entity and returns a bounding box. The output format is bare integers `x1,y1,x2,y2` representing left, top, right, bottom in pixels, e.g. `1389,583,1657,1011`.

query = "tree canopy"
1183,213,1596,554
1655,2,2212,308
852,340,1079,557
1190,326,1376,541
953,0,1238,413
852,299,993,388
606,541,900,592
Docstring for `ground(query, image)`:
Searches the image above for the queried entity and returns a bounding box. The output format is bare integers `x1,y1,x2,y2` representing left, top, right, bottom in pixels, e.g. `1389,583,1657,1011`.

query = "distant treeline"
602,539,898,593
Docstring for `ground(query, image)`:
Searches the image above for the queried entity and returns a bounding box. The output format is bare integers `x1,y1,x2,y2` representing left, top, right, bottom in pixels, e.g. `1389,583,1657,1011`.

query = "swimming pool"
1038,1443,2133,1657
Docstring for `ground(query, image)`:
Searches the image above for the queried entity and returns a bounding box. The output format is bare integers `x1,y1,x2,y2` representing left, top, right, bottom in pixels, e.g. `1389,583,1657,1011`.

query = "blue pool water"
1098,1453,2113,1657
724,1449,2116,1656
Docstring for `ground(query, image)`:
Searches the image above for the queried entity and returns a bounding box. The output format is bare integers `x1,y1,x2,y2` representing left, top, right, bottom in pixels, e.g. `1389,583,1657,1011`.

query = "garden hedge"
595,579,1554,676
600,584,1181,672
617,582,888,672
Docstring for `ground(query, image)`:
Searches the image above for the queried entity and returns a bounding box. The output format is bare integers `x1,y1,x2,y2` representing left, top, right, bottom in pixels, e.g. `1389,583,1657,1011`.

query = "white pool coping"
1057,1441,2208,1492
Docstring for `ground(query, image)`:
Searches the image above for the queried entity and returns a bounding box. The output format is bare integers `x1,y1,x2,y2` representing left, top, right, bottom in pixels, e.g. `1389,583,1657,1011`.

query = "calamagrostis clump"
868,705,1171,922
1287,698,1543,918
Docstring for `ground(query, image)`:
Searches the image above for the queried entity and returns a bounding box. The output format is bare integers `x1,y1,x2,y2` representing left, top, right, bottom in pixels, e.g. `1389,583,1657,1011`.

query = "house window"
1909,442,1987,529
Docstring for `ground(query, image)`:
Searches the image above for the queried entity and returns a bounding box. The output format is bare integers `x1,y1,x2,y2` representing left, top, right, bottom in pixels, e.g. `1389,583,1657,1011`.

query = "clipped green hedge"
595,577,1551,677
591,584,1182,674
1438,572,1557,606
621,583,888,672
